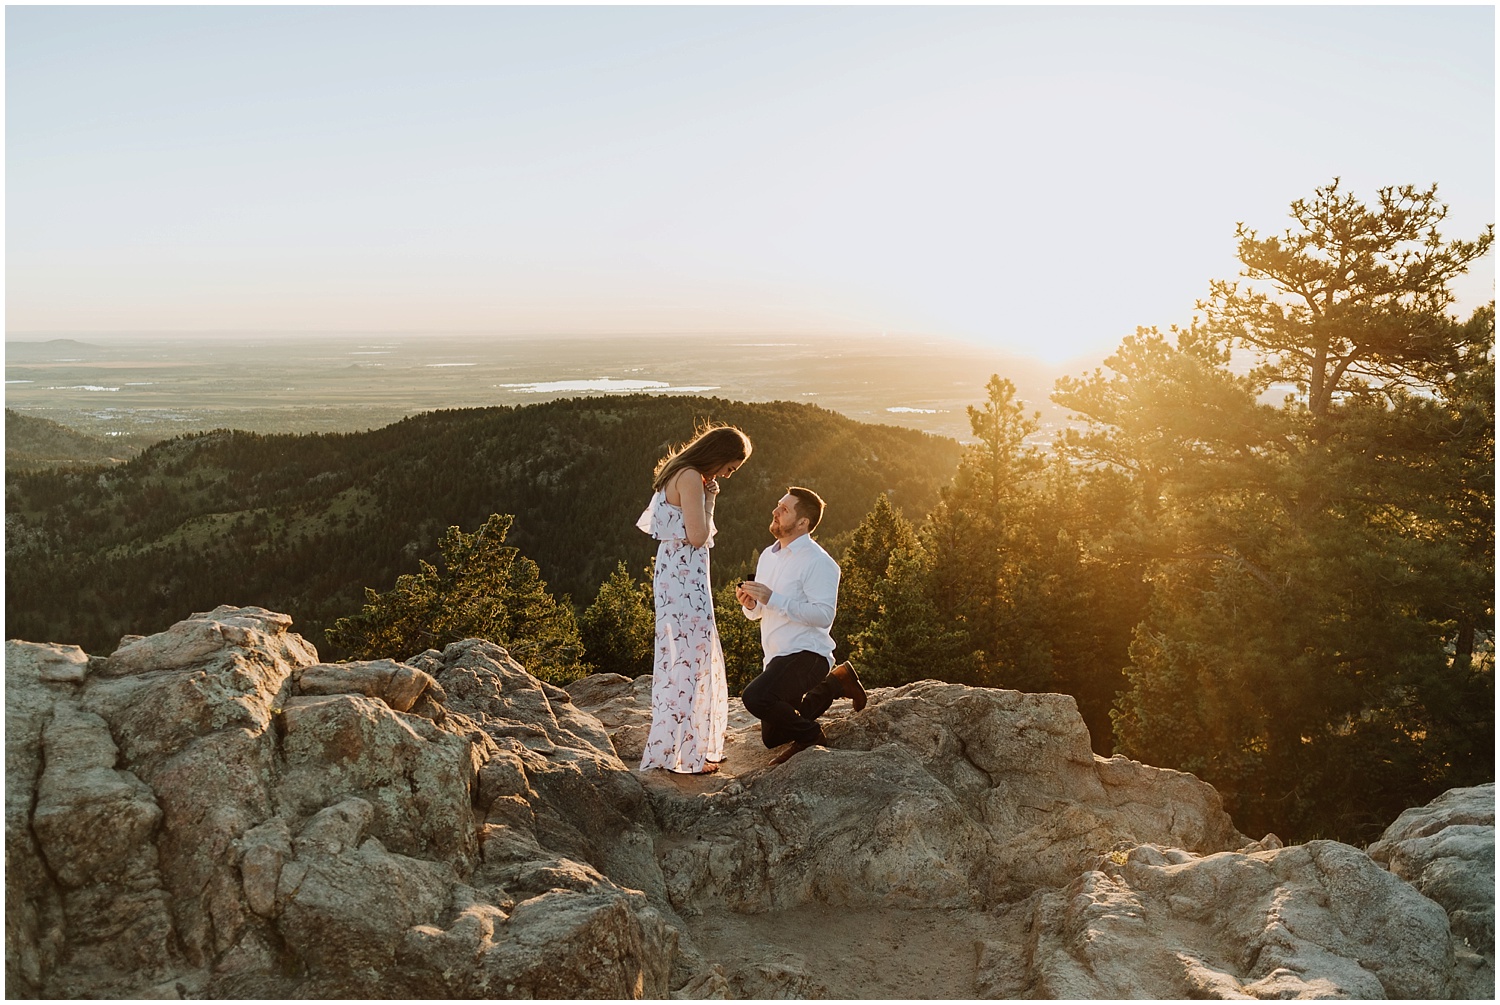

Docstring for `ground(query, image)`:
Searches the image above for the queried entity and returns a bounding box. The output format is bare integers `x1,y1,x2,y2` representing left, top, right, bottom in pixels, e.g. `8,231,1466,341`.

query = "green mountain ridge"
6,395,962,656
5,408,154,470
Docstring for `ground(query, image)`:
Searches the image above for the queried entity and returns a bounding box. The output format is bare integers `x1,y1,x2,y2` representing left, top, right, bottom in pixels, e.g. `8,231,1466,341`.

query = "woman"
636,424,752,773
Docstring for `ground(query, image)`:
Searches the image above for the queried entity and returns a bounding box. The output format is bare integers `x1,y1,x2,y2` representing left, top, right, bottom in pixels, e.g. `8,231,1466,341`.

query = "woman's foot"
668,762,720,775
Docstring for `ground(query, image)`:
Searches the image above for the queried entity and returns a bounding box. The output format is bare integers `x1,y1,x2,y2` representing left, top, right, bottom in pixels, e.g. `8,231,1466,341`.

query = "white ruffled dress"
635,490,728,772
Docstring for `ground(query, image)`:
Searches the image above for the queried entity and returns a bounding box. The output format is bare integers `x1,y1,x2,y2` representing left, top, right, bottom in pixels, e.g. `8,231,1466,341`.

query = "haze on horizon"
7,6,1494,366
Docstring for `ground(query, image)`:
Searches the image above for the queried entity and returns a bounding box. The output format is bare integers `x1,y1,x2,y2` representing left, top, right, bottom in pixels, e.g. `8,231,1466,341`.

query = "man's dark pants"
741,650,842,748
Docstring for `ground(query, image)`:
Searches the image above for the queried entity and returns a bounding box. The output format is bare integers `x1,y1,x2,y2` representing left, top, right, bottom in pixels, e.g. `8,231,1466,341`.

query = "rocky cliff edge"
6,606,1492,998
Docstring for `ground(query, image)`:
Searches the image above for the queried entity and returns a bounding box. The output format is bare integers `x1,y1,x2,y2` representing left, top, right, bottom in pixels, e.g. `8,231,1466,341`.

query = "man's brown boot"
830,662,867,712
768,739,816,765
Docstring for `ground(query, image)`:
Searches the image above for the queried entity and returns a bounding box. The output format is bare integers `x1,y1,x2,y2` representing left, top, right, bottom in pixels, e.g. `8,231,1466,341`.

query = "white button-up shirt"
741,532,841,667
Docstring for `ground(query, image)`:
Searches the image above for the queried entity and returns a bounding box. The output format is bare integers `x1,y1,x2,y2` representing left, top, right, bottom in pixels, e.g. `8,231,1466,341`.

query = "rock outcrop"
1368,782,1495,998
6,609,671,999
828,680,1248,894
983,839,1457,999
613,676,1248,915
6,608,1492,999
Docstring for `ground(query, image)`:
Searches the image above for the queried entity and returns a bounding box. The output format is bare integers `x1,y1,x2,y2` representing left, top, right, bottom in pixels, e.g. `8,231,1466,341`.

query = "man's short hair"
787,486,825,533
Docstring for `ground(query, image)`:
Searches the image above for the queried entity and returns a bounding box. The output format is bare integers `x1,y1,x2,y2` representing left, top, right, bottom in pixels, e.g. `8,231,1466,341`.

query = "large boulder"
8,604,316,996
275,691,482,867
1368,782,1494,997
296,658,443,713
272,799,457,975
572,674,1249,907
31,702,176,985
5,641,90,995
653,743,997,915
410,640,668,908
984,839,1458,999
1369,783,1494,949
5,612,675,998
571,671,1490,999
76,606,313,975
396,884,676,998
828,681,1248,894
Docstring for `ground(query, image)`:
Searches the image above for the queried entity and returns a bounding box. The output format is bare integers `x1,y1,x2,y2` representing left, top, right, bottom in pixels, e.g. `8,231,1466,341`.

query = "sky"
6,5,1495,365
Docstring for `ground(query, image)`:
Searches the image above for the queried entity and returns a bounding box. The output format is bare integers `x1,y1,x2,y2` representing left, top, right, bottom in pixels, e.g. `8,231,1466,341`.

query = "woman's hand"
703,477,720,497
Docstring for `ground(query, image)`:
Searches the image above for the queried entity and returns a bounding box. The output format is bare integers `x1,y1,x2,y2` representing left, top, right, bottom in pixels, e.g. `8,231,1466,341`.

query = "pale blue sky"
7,5,1494,364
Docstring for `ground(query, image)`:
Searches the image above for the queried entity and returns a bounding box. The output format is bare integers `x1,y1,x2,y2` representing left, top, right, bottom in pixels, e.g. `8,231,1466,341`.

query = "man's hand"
737,581,771,608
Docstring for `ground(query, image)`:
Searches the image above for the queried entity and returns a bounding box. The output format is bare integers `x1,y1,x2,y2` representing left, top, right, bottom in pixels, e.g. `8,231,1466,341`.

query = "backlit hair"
787,485,825,532
652,424,753,491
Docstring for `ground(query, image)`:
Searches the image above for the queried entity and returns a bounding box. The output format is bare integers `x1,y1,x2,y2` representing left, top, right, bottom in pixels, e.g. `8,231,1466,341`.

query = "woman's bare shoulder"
665,466,701,505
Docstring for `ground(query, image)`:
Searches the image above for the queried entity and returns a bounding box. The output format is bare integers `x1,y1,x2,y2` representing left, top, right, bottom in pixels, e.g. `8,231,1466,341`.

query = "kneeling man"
736,486,866,765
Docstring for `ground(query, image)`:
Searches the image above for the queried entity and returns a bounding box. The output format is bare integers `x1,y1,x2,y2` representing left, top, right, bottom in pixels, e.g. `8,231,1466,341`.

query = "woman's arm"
676,469,713,547
704,475,719,519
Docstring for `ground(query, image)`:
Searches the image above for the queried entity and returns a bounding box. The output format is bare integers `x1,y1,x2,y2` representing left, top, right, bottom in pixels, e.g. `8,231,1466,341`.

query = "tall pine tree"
327,513,587,682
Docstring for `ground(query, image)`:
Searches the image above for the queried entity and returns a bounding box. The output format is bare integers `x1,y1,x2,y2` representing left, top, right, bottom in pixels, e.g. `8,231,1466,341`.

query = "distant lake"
498,378,721,394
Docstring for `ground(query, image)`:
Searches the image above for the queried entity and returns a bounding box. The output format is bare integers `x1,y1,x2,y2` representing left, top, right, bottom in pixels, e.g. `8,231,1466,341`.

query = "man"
736,486,866,765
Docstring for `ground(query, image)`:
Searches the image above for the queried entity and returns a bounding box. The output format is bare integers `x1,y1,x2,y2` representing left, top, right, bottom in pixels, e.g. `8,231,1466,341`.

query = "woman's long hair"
652,424,753,491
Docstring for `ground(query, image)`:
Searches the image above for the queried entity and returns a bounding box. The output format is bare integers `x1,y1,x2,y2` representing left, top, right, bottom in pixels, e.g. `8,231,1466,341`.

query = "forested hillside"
5,395,960,658
4,408,151,471
816,181,1494,846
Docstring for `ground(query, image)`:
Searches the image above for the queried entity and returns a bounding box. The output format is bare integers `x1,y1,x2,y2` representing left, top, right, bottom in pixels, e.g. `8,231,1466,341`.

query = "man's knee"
741,674,773,717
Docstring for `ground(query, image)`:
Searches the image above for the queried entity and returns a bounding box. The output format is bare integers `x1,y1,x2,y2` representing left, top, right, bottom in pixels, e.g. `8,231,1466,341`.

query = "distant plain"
5,333,1084,445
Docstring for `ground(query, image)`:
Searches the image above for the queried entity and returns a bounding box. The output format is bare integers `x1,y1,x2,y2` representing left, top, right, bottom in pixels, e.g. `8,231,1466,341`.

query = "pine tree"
850,547,980,687
579,561,654,678
1087,271,1496,840
326,513,587,682
1201,179,1493,419
493,551,587,684
835,493,919,658
921,374,1043,679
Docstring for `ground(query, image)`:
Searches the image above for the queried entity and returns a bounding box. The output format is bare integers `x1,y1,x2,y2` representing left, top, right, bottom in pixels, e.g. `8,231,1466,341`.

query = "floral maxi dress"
636,490,728,772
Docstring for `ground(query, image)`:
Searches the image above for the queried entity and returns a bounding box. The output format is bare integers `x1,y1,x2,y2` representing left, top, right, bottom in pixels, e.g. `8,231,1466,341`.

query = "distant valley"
5,331,1091,448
